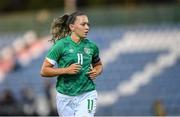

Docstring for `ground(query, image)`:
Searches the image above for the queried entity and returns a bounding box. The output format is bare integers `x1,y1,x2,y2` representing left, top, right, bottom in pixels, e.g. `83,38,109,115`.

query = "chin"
79,33,87,39
81,36,86,39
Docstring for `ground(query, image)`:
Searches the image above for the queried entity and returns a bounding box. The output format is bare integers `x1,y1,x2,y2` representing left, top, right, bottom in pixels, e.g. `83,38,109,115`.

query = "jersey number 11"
77,53,83,65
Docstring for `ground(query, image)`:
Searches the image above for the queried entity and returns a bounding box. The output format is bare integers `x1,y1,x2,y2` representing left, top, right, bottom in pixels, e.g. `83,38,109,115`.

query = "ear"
69,24,75,32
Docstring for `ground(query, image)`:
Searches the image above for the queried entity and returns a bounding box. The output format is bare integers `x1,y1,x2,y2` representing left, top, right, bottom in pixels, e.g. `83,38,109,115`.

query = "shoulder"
84,38,98,48
55,37,67,44
53,36,69,47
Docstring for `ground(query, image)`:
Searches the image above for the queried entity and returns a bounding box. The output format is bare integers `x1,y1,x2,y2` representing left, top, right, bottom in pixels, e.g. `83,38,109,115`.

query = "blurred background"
0,0,180,116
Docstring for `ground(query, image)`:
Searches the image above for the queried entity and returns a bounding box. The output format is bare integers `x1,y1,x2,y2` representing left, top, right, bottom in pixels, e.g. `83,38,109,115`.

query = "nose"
85,24,89,30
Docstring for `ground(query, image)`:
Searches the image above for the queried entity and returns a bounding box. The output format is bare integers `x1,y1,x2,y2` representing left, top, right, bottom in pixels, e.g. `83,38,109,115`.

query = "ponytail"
49,14,71,43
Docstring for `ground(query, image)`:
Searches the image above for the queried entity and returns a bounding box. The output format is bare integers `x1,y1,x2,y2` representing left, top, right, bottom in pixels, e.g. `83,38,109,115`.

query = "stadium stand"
0,24,180,115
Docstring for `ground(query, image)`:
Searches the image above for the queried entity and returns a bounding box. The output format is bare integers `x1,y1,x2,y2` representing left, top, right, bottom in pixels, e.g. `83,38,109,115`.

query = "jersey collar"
68,36,86,46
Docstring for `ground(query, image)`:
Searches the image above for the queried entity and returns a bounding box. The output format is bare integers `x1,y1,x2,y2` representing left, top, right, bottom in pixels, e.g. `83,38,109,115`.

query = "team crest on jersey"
69,48,74,53
84,47,91,55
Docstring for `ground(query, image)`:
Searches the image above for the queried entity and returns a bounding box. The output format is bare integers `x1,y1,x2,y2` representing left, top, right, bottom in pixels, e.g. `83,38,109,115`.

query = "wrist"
57,67,69,75
63,67,70,74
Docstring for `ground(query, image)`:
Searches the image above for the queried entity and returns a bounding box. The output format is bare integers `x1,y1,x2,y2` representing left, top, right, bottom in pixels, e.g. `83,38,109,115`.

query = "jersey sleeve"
46,41,64,65
92,44,101,64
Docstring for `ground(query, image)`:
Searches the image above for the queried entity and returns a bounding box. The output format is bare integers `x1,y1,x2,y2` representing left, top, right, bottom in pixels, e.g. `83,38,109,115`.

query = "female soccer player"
40,11,103,116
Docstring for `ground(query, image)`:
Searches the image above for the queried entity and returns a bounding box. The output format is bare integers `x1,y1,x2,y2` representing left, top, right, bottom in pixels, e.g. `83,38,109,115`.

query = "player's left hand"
87,68,97,80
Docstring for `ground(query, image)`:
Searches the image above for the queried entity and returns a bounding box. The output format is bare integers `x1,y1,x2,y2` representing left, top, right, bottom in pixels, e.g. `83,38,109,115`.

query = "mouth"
84,31,88,35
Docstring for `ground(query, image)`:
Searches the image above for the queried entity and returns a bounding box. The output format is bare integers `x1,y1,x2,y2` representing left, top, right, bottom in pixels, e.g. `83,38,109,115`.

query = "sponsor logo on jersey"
84,47,91,55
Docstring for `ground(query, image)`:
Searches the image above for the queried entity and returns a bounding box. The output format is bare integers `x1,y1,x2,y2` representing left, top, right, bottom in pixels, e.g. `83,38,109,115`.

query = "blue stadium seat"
1,25,180,116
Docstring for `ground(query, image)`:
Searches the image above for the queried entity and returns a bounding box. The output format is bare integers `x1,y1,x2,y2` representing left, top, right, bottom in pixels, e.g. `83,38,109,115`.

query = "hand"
87,68,98,80
66,63,81,74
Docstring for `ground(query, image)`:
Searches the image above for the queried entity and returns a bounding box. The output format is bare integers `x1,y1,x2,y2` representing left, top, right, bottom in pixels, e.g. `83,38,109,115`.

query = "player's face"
71,15,89,39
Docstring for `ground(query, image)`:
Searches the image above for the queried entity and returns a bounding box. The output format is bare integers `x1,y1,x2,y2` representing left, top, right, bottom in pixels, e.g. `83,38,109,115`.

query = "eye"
80,22,90,27
81,23,86,26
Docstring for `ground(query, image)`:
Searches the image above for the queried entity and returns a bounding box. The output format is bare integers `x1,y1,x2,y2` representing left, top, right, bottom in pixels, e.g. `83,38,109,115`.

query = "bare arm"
40,59,81,77
87,60,103,80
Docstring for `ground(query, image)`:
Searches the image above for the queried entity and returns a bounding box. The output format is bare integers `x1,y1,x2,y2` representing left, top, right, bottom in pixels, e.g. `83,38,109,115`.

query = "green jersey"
46,36,100,96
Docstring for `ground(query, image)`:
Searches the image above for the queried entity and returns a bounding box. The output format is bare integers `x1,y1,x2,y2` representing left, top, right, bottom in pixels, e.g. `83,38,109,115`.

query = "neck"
70,32,82,43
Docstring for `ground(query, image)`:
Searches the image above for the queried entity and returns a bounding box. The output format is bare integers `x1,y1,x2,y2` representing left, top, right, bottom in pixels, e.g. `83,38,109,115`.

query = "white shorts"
56,90,98,117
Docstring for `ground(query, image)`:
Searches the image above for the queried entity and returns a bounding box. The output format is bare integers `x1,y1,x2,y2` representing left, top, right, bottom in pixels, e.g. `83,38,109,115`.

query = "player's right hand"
66,63,81,74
